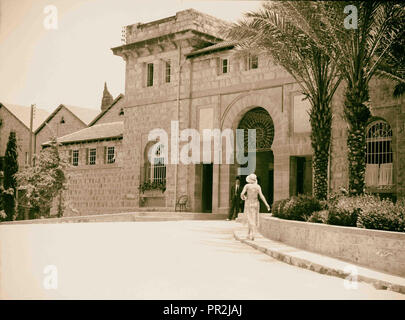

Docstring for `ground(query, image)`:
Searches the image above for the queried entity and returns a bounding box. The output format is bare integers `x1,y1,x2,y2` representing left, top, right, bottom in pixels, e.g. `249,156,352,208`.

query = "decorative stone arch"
213,92,290,214
220,92,286,152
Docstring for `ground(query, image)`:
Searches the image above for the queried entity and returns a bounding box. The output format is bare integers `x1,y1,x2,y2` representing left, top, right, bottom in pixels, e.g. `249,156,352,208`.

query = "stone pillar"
273,152,290,201
211,163,220,213
218,163,231,214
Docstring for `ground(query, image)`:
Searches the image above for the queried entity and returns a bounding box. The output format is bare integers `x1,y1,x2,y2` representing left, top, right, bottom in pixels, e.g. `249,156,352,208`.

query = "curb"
233,229,405,295
0,212,228,225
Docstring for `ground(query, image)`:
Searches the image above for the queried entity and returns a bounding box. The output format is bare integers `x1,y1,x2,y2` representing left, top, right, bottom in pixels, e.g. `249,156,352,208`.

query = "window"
247,54,258,70
365,120,393,187
147,63,154,87
165,61,171,83
119,108,124,116
72,150,79,166
106,146,115,164
150,144,166,184
88,148,96,165
60,116,65,124
222,58,229,74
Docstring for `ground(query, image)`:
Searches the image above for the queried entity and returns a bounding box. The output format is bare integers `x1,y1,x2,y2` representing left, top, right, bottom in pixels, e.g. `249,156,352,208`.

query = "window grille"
365,120,393,186
150,144,166,183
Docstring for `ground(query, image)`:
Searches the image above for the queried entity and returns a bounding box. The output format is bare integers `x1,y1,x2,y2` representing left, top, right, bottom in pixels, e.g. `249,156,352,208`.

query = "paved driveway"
0,220,403,299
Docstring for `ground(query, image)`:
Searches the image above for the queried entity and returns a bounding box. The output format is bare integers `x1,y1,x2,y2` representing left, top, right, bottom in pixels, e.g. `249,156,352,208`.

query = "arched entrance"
237,107,274,211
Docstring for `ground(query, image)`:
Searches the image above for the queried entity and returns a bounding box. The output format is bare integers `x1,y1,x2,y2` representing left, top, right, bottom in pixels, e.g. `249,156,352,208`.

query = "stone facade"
58,138,124,216
0,103,49,170
34,104,99,155
59,9,404,216
90,94,125,126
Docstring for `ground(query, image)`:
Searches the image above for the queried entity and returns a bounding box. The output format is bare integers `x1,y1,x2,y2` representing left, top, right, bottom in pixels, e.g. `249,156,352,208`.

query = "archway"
237,107,274,211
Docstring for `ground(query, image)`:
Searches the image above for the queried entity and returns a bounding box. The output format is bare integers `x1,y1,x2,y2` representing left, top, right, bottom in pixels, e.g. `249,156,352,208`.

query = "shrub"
327,195,361,227
272,194,322,221
357,199,405,232
306,210,329,224
272,199,289,218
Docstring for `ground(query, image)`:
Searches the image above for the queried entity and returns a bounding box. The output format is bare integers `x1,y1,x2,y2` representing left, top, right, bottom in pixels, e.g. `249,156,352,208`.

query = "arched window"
365,120,393,187
148,143,166,184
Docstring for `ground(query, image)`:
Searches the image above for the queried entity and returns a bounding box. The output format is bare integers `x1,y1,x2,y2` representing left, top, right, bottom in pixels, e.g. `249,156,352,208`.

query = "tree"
375,8,405,98
16,137,68,218
3,131,19,220
300,1,404,195
226,1,342,200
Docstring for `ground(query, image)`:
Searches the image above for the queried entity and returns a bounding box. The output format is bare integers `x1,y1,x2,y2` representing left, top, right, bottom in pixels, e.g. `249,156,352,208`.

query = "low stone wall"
257,214,405,277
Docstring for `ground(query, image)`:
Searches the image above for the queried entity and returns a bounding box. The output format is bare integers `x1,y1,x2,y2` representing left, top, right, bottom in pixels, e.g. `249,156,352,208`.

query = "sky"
0,0,262,113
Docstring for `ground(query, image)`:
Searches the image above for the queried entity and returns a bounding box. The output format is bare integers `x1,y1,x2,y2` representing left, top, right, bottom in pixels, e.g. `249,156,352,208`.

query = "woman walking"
240,173,270,240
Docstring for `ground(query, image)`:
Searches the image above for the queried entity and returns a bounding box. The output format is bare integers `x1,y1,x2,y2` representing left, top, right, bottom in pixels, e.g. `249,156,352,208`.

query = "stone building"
58,9,405,216
34,103,99,156
0,103,49,174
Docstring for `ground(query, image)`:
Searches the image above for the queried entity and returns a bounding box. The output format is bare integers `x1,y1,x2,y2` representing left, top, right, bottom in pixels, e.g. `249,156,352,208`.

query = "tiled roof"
45,121,123,145
0,103,50,131
186,40,237,58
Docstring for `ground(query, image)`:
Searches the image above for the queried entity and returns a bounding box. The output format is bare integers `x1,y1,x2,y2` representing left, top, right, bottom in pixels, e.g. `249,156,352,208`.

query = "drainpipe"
174,44,182,209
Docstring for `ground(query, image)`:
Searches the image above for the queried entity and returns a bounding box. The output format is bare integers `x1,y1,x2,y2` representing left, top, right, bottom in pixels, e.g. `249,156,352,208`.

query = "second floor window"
247,54,258,70
147,63,154,87
222,58,229,74
89,148,96,165
165,61,171,83
72,150,79,166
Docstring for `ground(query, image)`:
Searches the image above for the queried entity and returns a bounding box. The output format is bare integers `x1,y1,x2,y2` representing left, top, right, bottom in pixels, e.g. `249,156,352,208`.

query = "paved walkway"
0,220,404,299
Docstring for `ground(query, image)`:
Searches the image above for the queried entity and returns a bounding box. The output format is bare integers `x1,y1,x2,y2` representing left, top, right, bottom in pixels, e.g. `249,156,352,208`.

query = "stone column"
273,152,290,201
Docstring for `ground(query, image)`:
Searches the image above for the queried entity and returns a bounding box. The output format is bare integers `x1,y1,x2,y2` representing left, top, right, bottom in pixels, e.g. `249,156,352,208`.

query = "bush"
327,195,364,227
272,194,322,221
306,210,329,224
326,194,405,232
272,199,289,218
357,199,405,232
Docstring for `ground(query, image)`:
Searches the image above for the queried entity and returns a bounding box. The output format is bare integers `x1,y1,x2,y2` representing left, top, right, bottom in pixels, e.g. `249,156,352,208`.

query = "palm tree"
226,1,342,200
375,8,405,98
303,1,404,195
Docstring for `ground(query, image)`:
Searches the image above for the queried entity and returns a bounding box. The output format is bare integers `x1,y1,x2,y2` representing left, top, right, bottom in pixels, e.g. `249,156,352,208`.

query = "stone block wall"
34,107,88,155
59,139,125,216
125,9,227,44
259,215,405,277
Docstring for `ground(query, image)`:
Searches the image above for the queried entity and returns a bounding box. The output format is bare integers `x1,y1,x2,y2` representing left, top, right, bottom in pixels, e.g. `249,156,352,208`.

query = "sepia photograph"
0,0,404,310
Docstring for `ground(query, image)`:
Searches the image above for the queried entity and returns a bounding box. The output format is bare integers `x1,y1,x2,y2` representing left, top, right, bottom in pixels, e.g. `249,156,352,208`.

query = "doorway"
202,163,213,212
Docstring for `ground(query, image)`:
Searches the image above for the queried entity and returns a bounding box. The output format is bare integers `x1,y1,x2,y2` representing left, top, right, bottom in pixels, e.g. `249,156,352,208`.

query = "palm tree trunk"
344,87,371,195
310,99,332,200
